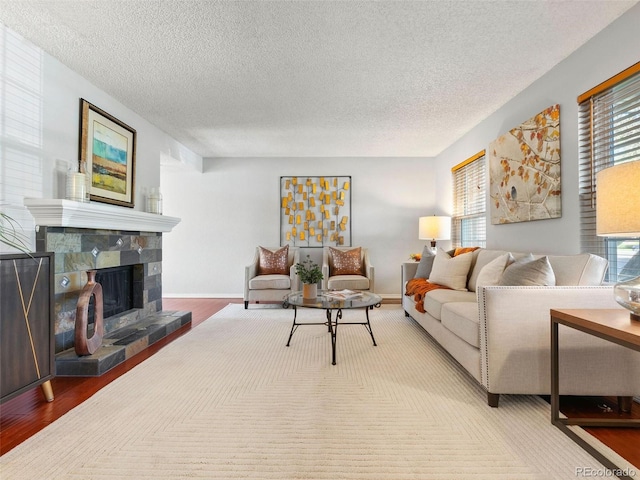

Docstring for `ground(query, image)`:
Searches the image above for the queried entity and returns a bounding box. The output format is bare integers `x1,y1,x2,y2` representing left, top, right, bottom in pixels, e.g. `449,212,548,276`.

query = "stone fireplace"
36,225,162,352
25,198,191,376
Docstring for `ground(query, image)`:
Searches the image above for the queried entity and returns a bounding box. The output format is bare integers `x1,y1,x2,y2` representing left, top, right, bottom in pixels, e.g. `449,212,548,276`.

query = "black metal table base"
285,305,378,365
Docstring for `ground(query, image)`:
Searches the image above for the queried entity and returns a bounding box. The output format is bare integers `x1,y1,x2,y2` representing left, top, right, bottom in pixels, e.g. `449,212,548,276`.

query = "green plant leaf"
294,255,323,284
0,212,32,254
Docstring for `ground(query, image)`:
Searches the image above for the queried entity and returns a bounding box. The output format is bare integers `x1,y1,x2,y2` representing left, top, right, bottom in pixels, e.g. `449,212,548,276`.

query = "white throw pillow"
476,253,514,289
428,248,474,291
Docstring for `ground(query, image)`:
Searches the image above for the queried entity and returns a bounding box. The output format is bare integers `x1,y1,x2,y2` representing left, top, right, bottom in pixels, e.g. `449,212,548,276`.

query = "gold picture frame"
79,99,136,208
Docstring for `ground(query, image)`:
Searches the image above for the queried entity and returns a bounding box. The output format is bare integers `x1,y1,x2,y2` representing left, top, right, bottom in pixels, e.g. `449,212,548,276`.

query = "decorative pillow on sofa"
476,253,514,288
329,247,363,275
258,245,289,275
454,246,479,256
498,255,556,286
414,246,436,279
428,248,474,291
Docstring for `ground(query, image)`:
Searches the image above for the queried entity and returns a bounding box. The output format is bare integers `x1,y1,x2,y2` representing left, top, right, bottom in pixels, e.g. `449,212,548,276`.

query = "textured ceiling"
0,0,637,158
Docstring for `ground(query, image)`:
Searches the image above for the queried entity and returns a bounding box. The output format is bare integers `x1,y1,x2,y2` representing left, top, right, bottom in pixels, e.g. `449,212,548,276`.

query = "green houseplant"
294,255,323,299
295,255,323,284
0,211,31,254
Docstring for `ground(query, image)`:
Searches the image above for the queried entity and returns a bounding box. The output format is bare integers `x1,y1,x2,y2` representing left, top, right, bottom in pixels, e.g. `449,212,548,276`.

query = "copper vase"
75,270,104,356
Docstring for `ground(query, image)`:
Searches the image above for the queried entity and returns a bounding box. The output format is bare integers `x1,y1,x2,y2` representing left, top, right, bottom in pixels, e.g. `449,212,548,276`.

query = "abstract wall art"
79,99,136,208
280,176,351,247
489,104,561,224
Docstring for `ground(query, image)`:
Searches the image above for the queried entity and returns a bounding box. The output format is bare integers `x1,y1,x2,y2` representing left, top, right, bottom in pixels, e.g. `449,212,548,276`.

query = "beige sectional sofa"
402,248,640,407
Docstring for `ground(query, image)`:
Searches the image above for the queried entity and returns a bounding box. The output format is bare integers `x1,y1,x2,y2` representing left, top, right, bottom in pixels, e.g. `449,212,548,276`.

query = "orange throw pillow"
454,247,479,256
329,247,363,275
258,245,289,275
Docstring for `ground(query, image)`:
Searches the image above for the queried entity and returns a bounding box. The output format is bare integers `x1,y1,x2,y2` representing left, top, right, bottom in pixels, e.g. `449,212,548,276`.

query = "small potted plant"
294,255,323,299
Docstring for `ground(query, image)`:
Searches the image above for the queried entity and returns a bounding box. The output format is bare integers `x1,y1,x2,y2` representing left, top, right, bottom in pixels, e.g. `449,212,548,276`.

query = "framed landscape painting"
79,99,136,208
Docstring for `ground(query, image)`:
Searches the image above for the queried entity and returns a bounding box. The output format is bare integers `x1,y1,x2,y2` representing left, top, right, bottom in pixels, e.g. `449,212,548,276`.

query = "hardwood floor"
1,297,638,469
0,298,241,456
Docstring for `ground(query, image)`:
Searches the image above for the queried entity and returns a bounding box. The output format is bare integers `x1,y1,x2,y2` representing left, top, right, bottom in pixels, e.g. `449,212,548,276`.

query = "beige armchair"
244,246,300,309
321,246,374,292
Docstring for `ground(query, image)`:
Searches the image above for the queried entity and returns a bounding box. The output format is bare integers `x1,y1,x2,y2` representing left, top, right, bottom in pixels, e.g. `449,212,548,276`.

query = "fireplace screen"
88,266,133,323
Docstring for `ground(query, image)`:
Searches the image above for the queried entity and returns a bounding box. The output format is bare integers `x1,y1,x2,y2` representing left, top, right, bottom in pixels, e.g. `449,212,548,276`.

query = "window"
452,151,486,248
578,62,640,282
0,25,43,253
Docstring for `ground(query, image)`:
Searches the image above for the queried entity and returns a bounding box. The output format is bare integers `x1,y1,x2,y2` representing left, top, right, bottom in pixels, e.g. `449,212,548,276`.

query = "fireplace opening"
87,265,134,325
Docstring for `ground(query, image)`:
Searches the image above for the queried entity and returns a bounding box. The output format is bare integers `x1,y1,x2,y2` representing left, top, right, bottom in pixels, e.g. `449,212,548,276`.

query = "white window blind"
578,63,640,282
452,151,486,248
0,24,43,253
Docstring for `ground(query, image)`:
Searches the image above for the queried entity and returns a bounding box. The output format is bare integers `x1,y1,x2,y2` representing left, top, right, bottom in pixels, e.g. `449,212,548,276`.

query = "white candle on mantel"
66,172,87,202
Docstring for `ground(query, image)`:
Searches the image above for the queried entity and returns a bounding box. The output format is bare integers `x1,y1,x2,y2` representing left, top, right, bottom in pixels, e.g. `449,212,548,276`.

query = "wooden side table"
550,309,640,477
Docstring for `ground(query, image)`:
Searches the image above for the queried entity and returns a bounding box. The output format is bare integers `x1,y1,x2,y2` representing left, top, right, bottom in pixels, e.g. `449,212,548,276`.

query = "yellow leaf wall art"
280,176,351,247
489,104,561,224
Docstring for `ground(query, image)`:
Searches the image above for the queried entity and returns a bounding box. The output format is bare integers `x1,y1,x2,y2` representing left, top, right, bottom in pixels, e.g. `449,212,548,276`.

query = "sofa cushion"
468,249,509,291
428,249,474,291
327,275,369,290
547,253,608,286
476,253,513,289
467,250,608,288
498,255,556,286
258,245,289,275
441,302,480,348
423,289,476,320
249,274,291,290
414,246,436,279
329,247,363,275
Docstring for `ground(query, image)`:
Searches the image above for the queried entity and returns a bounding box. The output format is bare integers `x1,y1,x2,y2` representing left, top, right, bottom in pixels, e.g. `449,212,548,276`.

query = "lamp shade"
419,216,451,241
596,160,640,237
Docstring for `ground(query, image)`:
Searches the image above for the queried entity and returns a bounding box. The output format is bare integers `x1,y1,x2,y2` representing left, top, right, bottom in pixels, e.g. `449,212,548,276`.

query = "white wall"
5,2,639,295
432,3,640,254
41,54,171,205
161,157,440,297
0,23,201,253
162,3,640,298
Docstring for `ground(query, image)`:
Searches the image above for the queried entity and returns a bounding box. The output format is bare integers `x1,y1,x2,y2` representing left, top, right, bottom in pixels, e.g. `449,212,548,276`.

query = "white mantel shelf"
24,198,181,233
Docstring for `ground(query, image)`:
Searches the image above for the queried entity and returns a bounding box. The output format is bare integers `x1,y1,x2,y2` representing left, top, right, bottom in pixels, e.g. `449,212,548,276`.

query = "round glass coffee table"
283,291,382,365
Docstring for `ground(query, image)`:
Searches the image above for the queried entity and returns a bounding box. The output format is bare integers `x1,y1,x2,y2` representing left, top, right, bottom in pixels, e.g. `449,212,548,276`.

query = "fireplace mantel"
24,198,180,233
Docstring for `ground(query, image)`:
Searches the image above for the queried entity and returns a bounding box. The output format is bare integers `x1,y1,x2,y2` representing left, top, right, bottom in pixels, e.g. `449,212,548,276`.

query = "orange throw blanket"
404,278,451,313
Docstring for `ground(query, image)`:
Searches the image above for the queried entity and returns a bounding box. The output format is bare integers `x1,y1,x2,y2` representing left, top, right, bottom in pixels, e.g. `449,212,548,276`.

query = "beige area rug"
1,304,629,479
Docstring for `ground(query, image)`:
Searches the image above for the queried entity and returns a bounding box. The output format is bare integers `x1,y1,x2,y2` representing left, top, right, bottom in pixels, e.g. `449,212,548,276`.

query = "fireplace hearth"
56,309,191,376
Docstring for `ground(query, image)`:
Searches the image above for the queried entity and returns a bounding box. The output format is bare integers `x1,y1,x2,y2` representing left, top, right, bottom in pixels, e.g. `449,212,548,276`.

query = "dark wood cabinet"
1,252,55,403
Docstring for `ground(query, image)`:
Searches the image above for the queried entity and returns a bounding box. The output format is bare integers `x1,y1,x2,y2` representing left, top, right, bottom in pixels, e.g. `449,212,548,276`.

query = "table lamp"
596,160,640,321
419,215,451,252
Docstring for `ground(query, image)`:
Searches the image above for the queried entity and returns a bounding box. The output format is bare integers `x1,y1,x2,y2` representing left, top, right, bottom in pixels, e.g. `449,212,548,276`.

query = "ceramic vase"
75,270,104,356
302,283,317,299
